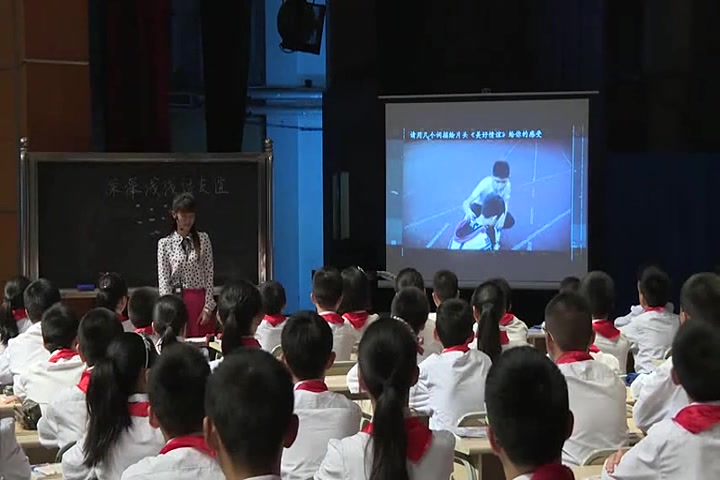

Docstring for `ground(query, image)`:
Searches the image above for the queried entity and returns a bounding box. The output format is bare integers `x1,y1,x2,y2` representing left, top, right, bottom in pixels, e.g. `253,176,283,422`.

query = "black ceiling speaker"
277,0,326,55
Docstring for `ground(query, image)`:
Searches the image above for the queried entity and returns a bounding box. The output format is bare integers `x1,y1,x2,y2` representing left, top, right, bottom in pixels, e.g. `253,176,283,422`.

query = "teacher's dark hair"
0,276,30,346
217,280,263,356
153,295,188,349
96,273,128,313
171,193,201,253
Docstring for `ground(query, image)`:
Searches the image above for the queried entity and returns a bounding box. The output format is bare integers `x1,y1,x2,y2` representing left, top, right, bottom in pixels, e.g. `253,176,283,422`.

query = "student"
121,344,222,480
38,308,124,449
394,267,425,292
312,267,355,361
486,347,575,480
632,273,720,432
339,267,378,341
14,304,85,413
212,280,263,370
579,271,631,373
396,268,441,357
316,318,455,480
97,272,133,331
62,333,165,479
416,298,492,434
489,277,529,347
128,287,160,338
604,320,720,479
430,269,459,320
204,349,299,480
0,278,61,385
0,276,31,349
620,266,679,374
0,417,31,480
559,276,581,294
545,292,627,465
280,311,361,480
153,295,189,352
254,280,287,352
614,265,675,328
470,281,506,362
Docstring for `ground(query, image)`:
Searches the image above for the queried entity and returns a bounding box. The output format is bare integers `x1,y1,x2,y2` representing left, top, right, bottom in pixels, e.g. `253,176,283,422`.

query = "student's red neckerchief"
48,349,79,363
673,404,720,434
588,344,600,353
117,313,128,322
240,337,261,349
645,306,665,313
362,417,432,462
531,463,575,480
592,320,621,341
555,351,593,365
500,313,514,327
12,309,25,321
343,311,370,331
295,380,329,393
263,314,287,328
319,311,345,326
76,369,92,394
442,344,470,354
128,401,151,417
159,435,216,457
135,326,154,335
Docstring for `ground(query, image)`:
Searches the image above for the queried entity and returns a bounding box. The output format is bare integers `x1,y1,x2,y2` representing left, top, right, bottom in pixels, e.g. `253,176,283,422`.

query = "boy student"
280,311,361,480
38,308,124,449
632,273,720,432
122,344,222,480
430,269,459,319
619,266,679,374
397,268,442,358
604,320,720,479
128,287,160,337
0,278,61,384
559,276,581,294
545,292,627,466
486,347,575,480
312,267,355,361
489,277,528,347
255,280,287,352
615,265,675,328
204,350,298,480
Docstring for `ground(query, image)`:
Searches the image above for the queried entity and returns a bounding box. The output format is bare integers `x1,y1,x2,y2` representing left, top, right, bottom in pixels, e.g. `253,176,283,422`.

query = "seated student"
429,269,460,321
632,273,720,432
122,344,222,480
280,311,361,480
559,276,581,294
38,308,124,449
339,267,378,341
62,333,165,480
14,304,85,413
211,280,263,370
620,267,679,374
317,318,455,480
153,295,189,353
470,281,506,362
312,267,355,362
128,287,160,339
0,276,31,351
579,271,631,374
416,298,492,434
0,417,31,480
604,320,720,479
204,349,299,480
97,272,133,331
486,347,575,480
255,280,288,352
545,292,627,466
489,277,529,347
0,278,61,385
397,268,442,359
615,265,676,328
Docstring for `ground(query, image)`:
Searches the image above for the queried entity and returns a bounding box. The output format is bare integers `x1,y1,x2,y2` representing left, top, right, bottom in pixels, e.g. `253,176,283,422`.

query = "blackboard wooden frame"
19,137,274,297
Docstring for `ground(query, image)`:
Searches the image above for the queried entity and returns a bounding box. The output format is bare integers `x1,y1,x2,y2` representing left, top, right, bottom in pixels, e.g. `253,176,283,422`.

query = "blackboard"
26,153,271,289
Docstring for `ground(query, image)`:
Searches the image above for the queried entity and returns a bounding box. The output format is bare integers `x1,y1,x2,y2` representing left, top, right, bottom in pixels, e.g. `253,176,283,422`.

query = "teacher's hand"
199,310,212,326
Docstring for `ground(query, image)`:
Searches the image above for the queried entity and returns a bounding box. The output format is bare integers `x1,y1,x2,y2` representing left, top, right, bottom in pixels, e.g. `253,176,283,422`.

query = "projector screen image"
385,97,589,287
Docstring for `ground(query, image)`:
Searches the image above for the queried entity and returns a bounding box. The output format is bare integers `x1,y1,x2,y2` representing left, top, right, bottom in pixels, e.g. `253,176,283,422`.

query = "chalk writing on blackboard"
106,177,232,198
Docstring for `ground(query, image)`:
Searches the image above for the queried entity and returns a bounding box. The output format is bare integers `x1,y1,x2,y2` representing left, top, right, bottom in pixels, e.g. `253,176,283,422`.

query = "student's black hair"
639,266,671,307
205,349,294,471
680,273,720,325
673,320,720,402
171,192,201,253
23,278,61,323
559,276,581,293
492,160,510,178
0,275,30,345
78,308,125,367
217,280,262,356
485,346,570,468
471,281,505,362
358,318,418,480
312,266,344,310
41,304,80,352
579,271,615,319
394,268,424,292
338,267,371,314
281,311,333,380
436,299,474,348
488,277,512,311
432,270,458,303
544,292,593,352
258,280,286,316
96,273,128,313
127,287,159,329
148,343,210,437
84,332,158,467
482,194,505,218
390,287,429,334
153,295,188,349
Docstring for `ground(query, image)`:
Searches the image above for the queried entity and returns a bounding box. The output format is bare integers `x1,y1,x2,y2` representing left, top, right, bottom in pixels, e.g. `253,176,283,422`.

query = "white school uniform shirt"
346,349,429,395
469,315,528,352
254,315,287,352
319,312,357,362
282,381,362,480
591,350,622,374
631,356,689,433
592,320,631,374
603,403,720,480
37,376,88,449
62,394,166,480
122,438,224,480
0,418,31,480
620,309,679,374
614,302,675,328
420,314,443,358
556,354,628,466
14,350,85,414
0,322,50,386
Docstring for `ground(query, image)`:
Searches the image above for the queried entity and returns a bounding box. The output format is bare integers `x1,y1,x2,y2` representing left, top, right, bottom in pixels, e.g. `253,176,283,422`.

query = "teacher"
157,192,216,337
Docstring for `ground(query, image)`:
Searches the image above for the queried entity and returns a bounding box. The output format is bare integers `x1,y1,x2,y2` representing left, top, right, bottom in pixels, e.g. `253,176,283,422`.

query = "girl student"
471,280,507,363
339,266,378,340
152,295,189,353
96,272,133,331
211,280,263,369
0,276,31,348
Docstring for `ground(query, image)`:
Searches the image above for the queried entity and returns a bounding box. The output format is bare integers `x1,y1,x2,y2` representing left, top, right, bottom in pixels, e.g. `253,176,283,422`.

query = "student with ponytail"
471,281,506,363
153,295,189,352
62,333,164,479
96,272,132,331
489,277,529,348
338,267,378,340
315,317,455,480
0,276,31,348
211,281,263,369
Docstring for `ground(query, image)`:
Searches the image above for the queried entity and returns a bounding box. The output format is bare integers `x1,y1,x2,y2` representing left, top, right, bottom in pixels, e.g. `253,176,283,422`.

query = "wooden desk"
527,329,546,352
626,387,635,406
0,395,18,419
325,375,368,401
572,465,603,479
16,424,58,465
31,463,63,479
455,435,504,480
